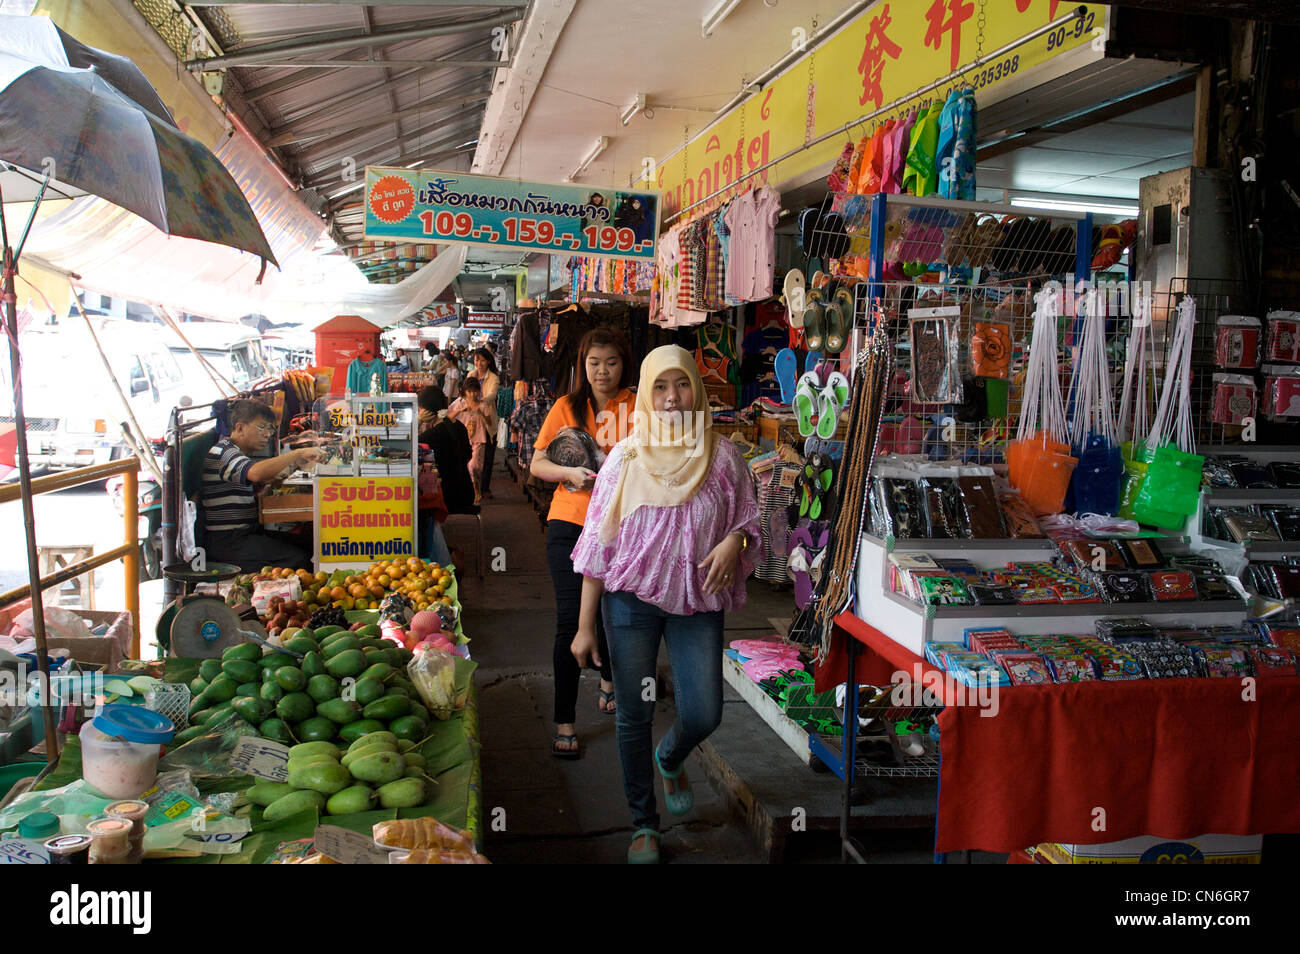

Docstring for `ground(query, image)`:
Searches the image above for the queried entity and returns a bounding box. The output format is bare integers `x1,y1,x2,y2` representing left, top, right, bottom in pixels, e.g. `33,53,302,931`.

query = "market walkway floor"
448,460,973,864
449,465,770,863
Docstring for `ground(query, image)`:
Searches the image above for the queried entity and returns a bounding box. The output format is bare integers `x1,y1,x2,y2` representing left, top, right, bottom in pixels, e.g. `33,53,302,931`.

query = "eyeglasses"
251,423,275,434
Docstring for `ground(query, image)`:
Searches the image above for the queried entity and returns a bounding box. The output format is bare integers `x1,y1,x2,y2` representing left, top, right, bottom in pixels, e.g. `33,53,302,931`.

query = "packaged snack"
1091,652,1146,681
1250,647,1299,676
917,575,972,605
1264,310,1300,363
1211,374,1257,426
1196,646,1253,678
999,653,1053,686
1214,315,1261,369
373,817,476,853
1046,655,1098,683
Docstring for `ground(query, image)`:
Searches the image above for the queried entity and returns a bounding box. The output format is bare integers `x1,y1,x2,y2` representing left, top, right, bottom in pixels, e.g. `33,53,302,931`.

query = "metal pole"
161,407,180,607
665,5,1090,225
0,214,59,765
122,464,140,657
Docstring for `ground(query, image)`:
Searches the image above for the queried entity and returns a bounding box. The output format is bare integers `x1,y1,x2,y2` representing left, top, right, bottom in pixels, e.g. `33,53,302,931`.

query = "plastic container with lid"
79,705,175,800
16,811,60,840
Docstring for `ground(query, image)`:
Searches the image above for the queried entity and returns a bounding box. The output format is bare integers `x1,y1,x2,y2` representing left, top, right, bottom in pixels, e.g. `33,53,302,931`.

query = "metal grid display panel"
800,193,1086,286
845,281,1039,465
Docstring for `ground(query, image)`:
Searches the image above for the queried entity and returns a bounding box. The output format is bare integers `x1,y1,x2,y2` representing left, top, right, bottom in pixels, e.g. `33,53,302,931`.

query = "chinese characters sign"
315,477,416,569
364,168,662,262
644,0,1107,220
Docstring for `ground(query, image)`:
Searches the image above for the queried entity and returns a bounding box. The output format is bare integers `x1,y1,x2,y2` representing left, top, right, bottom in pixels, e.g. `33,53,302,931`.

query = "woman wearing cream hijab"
571,345,761,864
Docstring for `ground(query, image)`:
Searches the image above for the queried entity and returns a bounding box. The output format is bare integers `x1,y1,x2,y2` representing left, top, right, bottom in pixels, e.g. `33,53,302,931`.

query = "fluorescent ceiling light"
1010,196,1138,217
620,93,647,126
702,0,744,38
566,136,609,182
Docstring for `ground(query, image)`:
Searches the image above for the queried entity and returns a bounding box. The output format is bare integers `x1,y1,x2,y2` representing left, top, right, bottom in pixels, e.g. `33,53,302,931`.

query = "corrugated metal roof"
187,3,517,259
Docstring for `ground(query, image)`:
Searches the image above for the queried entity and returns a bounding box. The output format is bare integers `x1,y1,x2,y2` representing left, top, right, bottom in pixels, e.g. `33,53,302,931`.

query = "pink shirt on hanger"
723,186,782,301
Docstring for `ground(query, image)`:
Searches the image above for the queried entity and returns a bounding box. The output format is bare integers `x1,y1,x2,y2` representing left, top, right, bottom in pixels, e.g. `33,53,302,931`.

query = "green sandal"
628,827,660,864
654,747,694,816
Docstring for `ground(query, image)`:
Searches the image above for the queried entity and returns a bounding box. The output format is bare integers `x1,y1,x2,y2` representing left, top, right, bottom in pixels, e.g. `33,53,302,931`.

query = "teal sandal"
628,827,660,864
654,747,694,816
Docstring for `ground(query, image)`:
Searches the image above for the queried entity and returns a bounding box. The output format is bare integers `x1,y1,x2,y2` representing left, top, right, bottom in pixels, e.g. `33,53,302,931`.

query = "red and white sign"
463,311,506,331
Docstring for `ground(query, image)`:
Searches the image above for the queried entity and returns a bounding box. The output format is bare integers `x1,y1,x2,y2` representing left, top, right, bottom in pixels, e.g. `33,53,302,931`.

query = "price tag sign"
313,825,391,865
230,737,291,781
0,839,51,864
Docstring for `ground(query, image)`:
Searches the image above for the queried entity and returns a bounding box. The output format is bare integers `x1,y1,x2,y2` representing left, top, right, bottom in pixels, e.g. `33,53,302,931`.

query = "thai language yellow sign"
315,477,416,568
646,0,1107,221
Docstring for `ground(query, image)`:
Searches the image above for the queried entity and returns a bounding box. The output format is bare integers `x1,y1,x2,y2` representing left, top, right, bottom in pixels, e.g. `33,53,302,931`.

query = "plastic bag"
908,307,962,404
157,710,259,780
408,648,459,720
1133,441,1204,529
10,606,93,642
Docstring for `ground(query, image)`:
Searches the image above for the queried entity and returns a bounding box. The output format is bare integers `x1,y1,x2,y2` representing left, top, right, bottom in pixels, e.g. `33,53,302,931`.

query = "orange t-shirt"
534,389,637,527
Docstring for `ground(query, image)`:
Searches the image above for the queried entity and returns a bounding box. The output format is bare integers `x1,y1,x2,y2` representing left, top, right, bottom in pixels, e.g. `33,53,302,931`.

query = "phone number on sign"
416,212,640,252
968,54,1020,91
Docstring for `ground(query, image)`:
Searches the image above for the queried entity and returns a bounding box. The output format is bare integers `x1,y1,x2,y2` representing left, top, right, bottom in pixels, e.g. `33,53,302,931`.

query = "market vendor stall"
0,561,483,864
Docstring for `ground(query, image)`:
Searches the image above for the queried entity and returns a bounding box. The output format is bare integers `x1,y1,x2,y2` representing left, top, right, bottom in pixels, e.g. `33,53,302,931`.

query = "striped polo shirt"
201,438,258,532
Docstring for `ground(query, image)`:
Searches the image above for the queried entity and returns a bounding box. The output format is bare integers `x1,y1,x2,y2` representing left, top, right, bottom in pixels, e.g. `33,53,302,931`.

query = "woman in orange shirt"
532,328,638,758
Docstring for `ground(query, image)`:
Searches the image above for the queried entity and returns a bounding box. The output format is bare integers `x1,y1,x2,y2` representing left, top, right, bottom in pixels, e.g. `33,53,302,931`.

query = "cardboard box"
5,608,132,673
260,493,314,523
1036,834,1262,864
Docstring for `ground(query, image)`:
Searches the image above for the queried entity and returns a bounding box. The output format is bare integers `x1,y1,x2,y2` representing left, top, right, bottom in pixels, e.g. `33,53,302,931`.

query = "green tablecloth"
36,655,481,863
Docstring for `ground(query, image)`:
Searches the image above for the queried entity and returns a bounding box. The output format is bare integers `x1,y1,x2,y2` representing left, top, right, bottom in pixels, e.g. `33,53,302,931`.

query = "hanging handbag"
1008,288,1076,514
1133,296,1204,529
1067,289,1123,515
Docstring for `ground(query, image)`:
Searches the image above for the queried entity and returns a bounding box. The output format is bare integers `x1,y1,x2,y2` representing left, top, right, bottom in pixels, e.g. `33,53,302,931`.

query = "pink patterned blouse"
571,436,762,616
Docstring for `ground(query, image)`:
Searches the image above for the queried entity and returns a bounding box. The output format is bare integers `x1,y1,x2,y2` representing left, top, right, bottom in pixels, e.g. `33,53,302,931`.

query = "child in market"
447,377,491,504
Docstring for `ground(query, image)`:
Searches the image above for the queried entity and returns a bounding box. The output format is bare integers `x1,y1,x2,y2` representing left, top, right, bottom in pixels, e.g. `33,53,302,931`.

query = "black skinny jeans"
545,519,612,724
481,437,495,494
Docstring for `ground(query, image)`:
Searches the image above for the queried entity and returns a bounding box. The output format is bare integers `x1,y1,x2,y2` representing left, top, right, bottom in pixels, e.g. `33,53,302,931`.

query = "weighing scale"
158,562,246,658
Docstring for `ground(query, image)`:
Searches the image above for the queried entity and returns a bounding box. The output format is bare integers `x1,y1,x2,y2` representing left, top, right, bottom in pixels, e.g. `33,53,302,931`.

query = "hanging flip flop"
793,372,820,436
803,289,826,352
826,287,853,355
816,370,850,439
775,348,799,404
788,544,815,609
783,269,807,328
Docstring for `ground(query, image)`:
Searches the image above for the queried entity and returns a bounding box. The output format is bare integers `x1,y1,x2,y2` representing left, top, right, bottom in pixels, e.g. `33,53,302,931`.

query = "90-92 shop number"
417,210,639,252
1046,9,1096,49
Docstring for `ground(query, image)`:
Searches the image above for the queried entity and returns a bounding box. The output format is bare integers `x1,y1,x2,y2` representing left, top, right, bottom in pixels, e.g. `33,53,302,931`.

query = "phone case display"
955,476,1004,537
919,477,962,538
998,492,1045,538
1116,538,1166,570
1211,374,1257,426
874,477,924,538
1095,572,1153,603
1214,316,1261,369
1264,310,1300,363
908,307,961,404
1262,366,1300,419
970,317,1012,379
1148,570,1198,600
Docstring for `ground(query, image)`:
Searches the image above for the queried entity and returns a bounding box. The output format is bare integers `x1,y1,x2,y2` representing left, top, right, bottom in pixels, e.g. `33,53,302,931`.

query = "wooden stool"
37,545,95,610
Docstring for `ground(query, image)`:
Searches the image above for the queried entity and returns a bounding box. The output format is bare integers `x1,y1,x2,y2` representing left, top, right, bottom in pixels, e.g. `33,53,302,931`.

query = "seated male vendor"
201,400,323,573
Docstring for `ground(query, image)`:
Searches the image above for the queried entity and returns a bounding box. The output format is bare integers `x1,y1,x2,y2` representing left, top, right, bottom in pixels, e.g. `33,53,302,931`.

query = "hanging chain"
809,14,818,89
976,0,987,62
738,84,746,197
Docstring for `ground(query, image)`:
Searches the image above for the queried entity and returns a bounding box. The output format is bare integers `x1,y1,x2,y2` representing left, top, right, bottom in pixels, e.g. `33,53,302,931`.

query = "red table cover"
823,612,1300,853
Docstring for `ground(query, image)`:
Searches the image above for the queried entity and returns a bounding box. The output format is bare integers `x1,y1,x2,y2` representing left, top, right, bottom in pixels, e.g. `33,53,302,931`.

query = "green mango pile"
177,625,432,751
245,735,432,819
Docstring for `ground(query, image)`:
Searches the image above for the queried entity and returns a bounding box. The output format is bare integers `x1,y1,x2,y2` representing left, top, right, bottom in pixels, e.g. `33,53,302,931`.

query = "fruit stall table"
29,654,481,863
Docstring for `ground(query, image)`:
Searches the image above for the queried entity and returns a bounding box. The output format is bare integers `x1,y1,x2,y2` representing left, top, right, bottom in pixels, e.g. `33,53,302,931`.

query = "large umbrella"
0,14,278,764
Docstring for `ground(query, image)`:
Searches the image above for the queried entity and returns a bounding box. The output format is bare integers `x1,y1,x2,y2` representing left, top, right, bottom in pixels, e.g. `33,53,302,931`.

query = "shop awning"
16,124,465,326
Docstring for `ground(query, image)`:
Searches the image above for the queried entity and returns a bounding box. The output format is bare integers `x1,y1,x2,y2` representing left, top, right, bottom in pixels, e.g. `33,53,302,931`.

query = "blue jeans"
602,590,724,831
